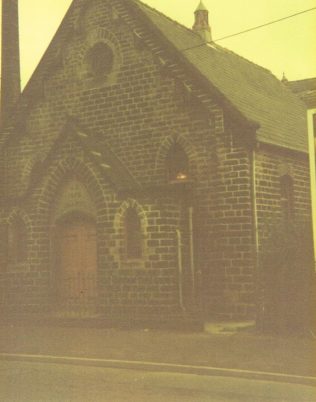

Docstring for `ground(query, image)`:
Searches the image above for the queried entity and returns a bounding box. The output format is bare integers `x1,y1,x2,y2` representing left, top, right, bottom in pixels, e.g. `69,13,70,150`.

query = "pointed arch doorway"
55,214,98,316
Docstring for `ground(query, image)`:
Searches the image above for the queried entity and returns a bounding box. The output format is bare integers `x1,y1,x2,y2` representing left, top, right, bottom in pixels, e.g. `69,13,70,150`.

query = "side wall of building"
255,145,311,243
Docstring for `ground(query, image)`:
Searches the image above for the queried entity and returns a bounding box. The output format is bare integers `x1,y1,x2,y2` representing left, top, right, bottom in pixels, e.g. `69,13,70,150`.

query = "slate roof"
133,0,308,153
288,78,316,109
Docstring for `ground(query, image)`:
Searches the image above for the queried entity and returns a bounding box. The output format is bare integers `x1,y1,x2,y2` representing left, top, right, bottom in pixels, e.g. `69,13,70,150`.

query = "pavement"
2,360,316,402
0,321,315,386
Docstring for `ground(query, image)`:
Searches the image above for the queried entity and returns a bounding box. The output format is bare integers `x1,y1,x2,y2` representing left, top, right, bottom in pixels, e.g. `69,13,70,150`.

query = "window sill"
168,178,194,185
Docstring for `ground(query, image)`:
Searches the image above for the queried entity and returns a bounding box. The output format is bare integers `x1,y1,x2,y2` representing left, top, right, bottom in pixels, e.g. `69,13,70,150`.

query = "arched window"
86,42,114,78
8,218,27,263
125,208,142,258
280,175,294,223
166,143,189,182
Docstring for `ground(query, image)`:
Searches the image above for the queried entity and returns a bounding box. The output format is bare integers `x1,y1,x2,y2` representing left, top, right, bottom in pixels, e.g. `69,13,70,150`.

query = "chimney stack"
193,1,212,43
1,0,21,125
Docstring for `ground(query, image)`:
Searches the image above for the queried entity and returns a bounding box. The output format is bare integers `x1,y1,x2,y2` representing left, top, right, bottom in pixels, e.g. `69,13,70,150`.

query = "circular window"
86,42,114,79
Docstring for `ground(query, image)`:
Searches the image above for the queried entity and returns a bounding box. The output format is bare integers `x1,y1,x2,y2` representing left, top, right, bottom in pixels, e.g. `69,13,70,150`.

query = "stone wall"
255,145,311,244
0,0,311,322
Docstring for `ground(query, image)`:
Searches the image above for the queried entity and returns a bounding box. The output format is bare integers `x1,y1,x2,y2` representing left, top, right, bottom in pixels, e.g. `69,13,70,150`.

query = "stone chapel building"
0,0,311,325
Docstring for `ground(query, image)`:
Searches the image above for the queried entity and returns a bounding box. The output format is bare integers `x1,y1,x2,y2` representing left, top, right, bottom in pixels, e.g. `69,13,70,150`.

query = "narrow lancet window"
125,208,142,258
166,143,189,182
280,175,294,223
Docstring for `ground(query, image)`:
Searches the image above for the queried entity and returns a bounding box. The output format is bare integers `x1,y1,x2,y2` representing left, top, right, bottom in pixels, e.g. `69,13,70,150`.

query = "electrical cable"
181,6,316,52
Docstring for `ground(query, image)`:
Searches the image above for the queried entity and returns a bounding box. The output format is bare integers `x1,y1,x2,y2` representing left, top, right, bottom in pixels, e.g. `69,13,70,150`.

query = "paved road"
0,361,315,402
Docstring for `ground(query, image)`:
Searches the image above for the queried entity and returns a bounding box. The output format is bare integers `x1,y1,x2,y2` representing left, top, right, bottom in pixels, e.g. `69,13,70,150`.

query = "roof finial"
193,1,212,43
195,1,208,12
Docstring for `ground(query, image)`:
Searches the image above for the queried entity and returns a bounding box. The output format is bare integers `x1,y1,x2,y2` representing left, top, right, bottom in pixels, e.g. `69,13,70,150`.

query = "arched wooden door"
55,217,97,315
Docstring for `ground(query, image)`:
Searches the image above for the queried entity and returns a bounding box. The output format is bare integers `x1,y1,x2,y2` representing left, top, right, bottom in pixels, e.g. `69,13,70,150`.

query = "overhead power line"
181,6,316,52
215,6,316,42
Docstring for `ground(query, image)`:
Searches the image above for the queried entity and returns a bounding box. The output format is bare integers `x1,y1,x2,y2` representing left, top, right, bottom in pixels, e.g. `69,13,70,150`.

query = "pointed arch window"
86,42,114,79
8,217,28,263
280,175,294,223
125,208,142,259
166,143,189,182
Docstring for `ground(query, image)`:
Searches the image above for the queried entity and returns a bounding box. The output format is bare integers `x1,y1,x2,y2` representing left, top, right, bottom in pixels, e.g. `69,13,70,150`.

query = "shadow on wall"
258,221,316,335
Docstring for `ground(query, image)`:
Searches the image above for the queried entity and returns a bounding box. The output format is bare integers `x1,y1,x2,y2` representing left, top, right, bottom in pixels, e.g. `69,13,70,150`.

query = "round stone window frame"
81,28,122,87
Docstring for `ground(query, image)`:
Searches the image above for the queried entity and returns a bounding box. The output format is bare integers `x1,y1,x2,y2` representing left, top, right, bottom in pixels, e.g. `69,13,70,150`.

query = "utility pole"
1,0,21,126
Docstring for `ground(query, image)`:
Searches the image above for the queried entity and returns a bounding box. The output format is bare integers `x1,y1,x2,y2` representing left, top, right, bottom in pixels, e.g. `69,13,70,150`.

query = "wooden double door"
55,218,97,314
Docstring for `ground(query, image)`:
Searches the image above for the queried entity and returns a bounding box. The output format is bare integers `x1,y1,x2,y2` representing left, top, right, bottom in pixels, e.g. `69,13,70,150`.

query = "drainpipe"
176,229,185,310
250,145,261,326
188,206,195,299
251,148,259,256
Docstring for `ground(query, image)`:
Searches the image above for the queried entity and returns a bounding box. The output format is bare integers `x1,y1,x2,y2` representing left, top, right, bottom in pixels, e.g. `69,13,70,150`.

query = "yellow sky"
2,0,316,87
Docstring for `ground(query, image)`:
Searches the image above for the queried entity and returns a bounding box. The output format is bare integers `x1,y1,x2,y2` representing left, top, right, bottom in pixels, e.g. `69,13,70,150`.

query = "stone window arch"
40,158,107,223
51,178,97,225
280,174,294,222
156,134,198,182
